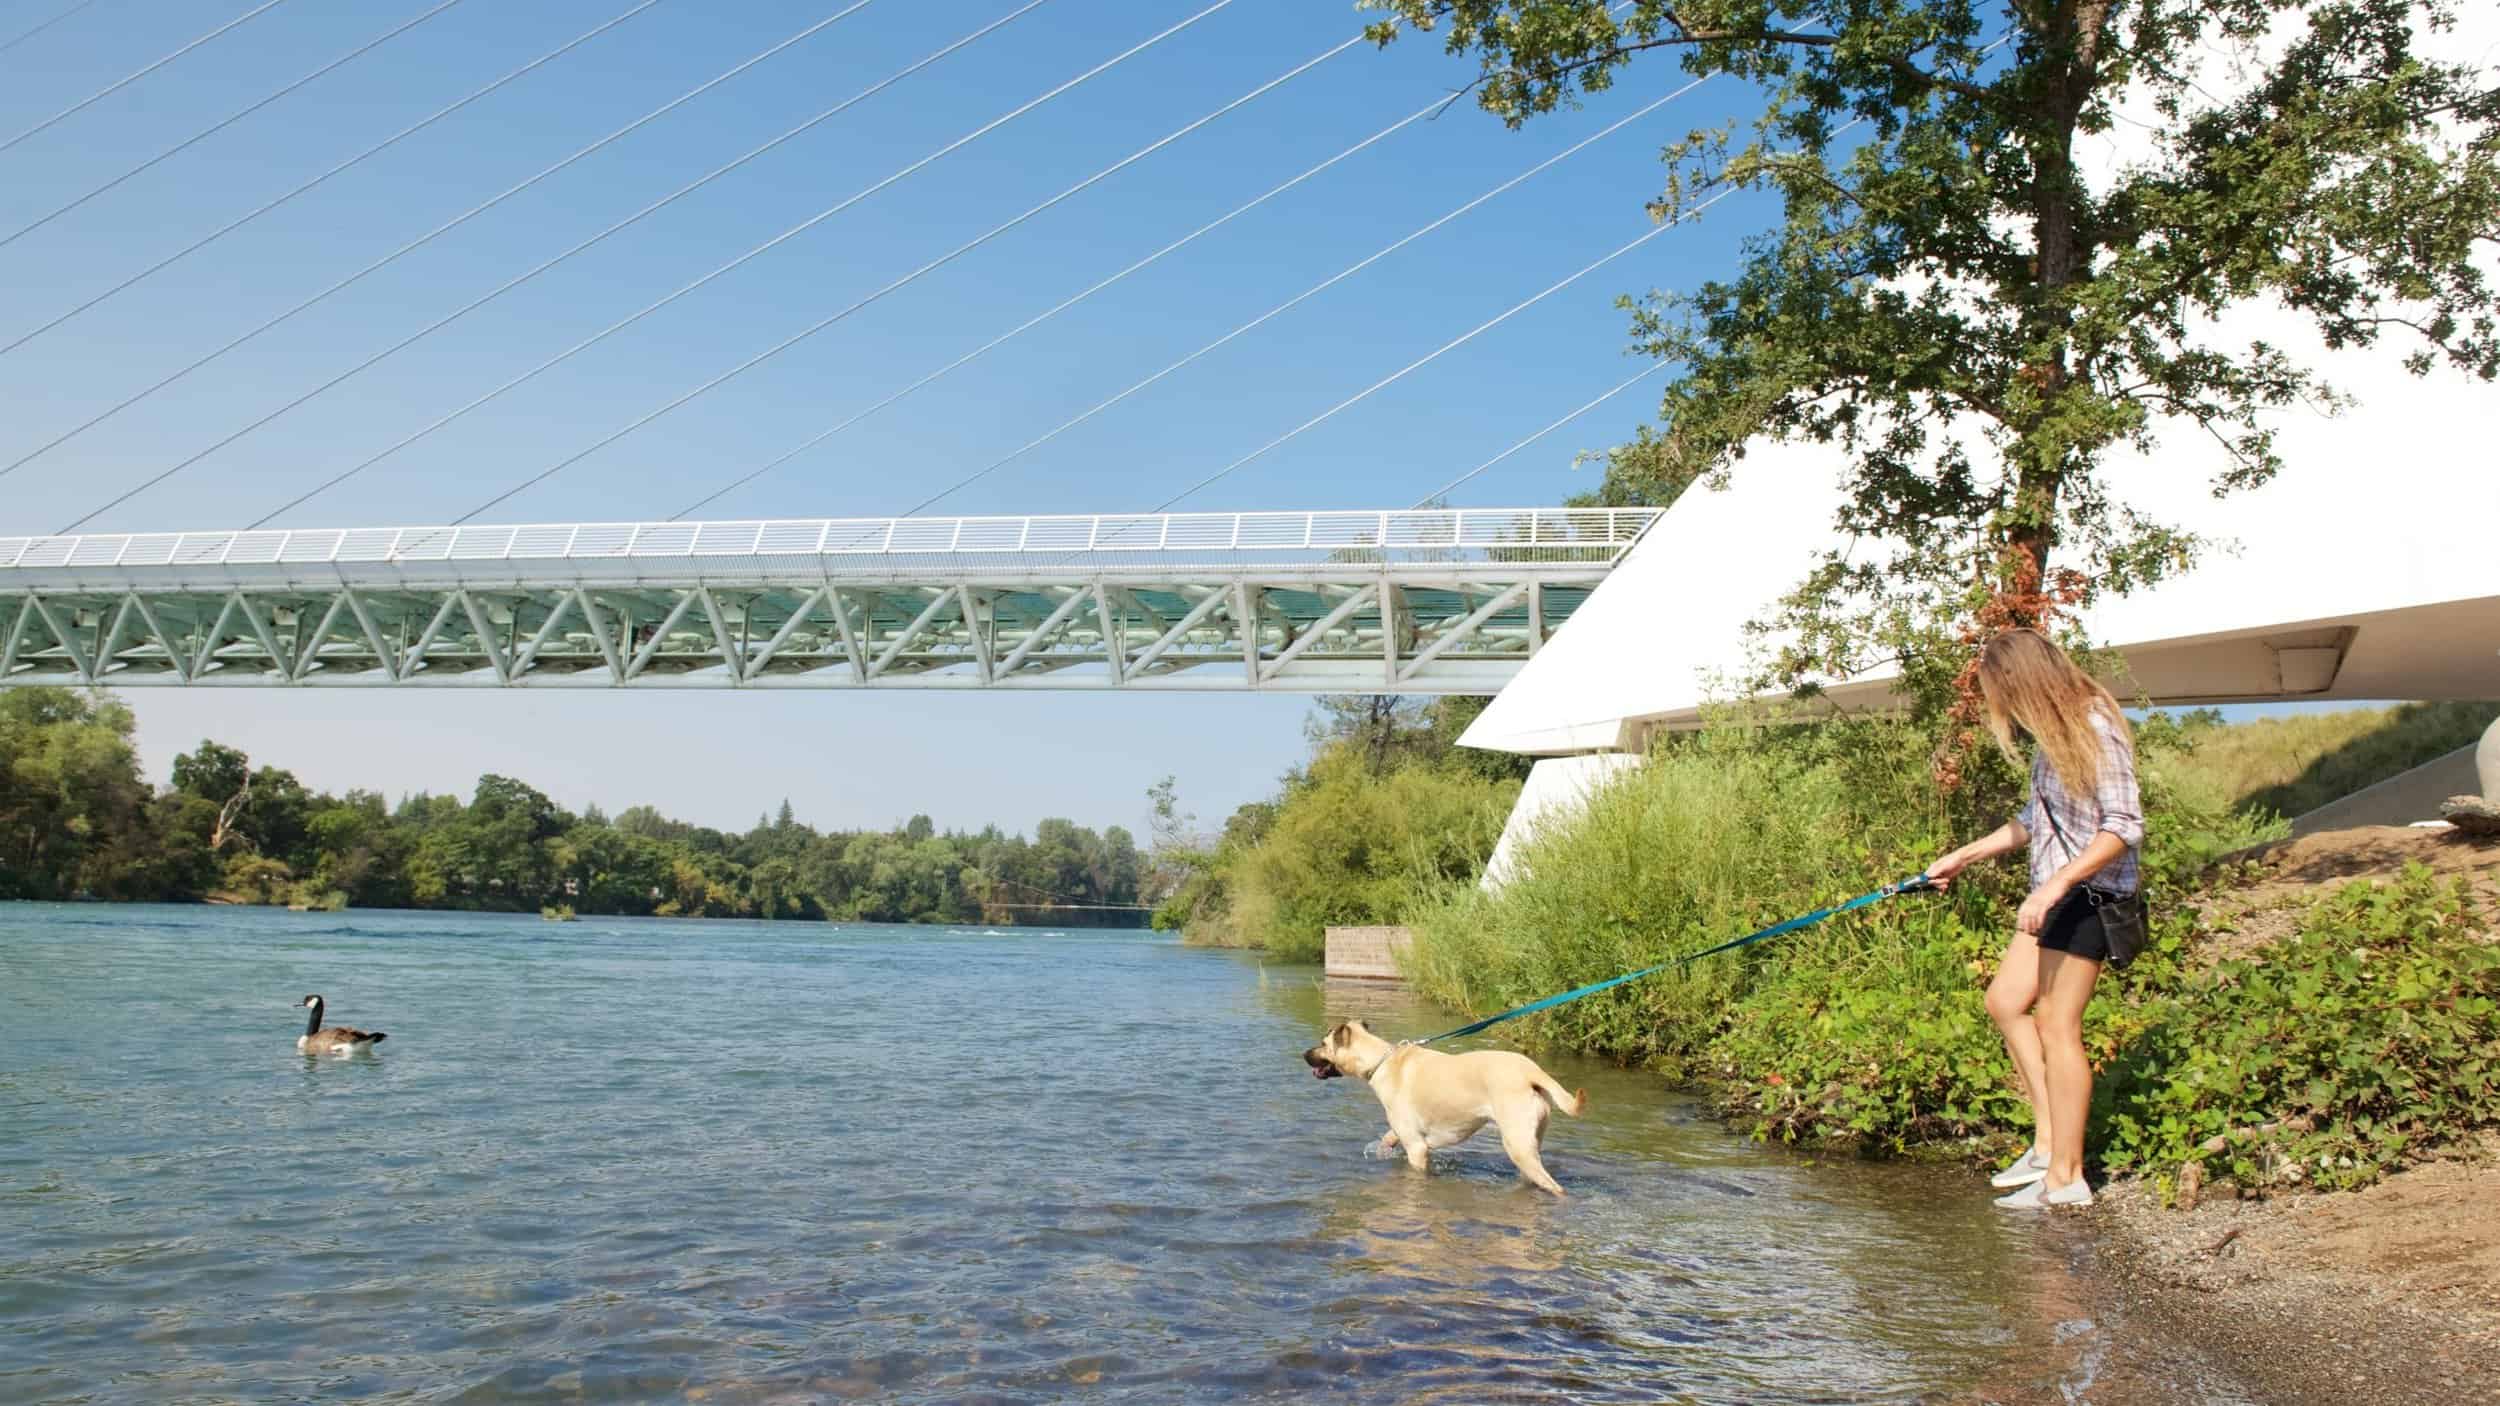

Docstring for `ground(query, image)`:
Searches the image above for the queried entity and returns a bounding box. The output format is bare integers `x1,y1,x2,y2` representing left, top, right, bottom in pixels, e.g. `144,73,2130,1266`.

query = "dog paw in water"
1363,1132,1401,1160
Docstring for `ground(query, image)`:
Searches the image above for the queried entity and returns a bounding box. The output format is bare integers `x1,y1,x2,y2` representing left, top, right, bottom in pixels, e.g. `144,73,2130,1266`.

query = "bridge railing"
0,507,1657,584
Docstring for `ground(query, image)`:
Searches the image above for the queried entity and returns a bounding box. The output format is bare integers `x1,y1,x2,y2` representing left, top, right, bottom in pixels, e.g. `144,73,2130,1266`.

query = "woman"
1926,629,2143,1209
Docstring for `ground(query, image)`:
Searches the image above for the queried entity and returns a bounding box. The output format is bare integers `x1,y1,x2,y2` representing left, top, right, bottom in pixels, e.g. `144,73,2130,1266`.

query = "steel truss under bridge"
0,508,1659,693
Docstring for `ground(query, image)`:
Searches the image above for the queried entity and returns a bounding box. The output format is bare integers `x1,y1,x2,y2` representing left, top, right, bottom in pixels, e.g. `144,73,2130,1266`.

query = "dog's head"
1302,1019,1391,1081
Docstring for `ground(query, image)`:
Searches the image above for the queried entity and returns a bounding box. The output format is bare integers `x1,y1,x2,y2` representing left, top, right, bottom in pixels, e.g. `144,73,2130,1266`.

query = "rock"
2441,795,2500,838
2179,1161,2206,1210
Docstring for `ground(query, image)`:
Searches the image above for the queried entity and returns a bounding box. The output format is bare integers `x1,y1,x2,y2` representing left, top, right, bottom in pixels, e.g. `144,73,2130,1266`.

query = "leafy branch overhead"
1366,0,2499,683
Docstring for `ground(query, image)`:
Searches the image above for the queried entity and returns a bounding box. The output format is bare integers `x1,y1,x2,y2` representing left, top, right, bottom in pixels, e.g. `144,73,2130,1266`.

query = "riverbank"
2092,1134,2500,1403
2069,825,2500,1404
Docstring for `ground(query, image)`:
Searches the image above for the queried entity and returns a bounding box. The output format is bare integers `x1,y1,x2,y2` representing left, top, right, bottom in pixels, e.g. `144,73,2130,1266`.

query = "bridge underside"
0,576,1599,691
0,510,1656,692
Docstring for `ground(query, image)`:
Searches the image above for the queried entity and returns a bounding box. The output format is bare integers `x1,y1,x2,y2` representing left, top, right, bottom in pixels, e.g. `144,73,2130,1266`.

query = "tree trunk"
1999,4,2106,620
209,774,252,852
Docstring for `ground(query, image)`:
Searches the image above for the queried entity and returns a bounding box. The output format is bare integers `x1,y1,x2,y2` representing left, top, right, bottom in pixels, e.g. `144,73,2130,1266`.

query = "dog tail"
1532,1074,1587,1117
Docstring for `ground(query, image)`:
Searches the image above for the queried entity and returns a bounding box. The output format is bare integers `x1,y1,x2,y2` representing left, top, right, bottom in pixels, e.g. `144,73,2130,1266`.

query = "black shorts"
2037,890,2117,963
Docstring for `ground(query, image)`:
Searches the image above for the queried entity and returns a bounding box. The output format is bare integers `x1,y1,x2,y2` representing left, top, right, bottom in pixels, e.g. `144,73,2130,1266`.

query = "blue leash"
1410,873,1937,1046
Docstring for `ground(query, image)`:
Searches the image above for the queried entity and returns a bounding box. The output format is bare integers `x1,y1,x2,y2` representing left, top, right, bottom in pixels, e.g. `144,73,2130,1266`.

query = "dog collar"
1360,1049,1397,1081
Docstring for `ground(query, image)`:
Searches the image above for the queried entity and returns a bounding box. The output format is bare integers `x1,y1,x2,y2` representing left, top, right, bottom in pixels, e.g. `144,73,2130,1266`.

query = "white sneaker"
1989,1146,2049,1190
1994,1175,2094,1210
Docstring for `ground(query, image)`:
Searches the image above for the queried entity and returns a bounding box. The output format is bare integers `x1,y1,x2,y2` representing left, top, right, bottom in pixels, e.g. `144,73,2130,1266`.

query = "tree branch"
1516,25,1992,104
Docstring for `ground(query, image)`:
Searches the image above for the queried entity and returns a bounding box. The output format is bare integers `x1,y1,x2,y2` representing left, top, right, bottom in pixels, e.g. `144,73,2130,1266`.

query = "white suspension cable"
669,1,1642,520
0,0,467,252
1390,37,2009,512
435,1,1329,527
0,0,286,155
672,58,1549,517
277,0,1240,528
5,0,882,489
1409,361,1664,506
0,0,94,60
901,73,1712,517
68,0,1036,535
1220,98,1940,512
0,0,664,358
1154,220,1689,510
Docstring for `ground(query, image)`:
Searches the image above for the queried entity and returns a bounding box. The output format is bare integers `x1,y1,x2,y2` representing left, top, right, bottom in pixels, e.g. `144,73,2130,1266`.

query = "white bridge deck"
0,508,1659,692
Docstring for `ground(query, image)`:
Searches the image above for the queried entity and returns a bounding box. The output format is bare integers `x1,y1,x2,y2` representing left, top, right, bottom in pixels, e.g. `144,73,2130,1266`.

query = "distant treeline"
0,688,1145,924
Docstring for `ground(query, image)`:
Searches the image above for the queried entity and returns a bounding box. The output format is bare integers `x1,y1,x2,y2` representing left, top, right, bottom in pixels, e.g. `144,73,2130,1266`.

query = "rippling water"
2,906,2259,1404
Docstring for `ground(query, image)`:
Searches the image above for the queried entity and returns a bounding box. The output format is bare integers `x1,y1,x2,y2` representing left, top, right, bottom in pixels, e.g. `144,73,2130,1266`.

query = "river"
1,905,2264,1403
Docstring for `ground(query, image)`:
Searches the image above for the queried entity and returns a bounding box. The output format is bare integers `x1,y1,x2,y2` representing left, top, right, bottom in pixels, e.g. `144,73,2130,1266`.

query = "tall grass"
2154,701,2499,820
1403,720,2000,1075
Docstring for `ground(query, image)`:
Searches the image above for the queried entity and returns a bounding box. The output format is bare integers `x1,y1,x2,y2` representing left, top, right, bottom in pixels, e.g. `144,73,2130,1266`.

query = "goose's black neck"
304,999,322,1038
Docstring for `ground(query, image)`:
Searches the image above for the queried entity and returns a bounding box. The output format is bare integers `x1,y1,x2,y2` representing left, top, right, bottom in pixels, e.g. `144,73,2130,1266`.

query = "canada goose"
297,994,386,1055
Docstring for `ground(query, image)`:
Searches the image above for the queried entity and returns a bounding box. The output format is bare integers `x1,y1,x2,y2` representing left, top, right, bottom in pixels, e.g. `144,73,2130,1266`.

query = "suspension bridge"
0,3,1777,703
0,507,1655,691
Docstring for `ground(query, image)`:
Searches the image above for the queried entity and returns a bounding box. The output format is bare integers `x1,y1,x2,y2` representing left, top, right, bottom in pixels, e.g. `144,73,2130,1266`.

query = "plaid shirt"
2016,711,2144,896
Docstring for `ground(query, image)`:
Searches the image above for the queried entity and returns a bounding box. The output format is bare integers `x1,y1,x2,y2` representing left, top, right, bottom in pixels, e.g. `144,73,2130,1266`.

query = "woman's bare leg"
1984,931,2051,1157
2031,948,2102,1187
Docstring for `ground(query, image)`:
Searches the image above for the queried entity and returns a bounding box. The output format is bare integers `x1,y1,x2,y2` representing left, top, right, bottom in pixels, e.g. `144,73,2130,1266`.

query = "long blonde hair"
1975,629,2132,796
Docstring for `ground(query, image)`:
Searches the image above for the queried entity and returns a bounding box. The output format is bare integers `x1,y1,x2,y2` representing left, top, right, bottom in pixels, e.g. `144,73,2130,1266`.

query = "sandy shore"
2086,1135,2500,1404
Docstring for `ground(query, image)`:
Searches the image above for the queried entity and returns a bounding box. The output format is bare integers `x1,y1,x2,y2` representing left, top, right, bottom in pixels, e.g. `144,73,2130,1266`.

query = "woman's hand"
2017,882,2069,936
1927,822,2025,891
1927,849,1974,891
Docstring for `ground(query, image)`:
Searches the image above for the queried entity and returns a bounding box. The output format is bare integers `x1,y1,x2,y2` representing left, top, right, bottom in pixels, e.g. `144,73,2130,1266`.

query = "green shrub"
287,884,349,912
2100,866,2500,1196
1187,749,1517,962
220,852,295,905
1709,907,2023,1148
1401,716,2062,1069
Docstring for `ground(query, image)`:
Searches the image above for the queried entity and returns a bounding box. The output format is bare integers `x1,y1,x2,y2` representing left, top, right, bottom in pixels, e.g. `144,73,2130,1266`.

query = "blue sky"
0,0,1788,835
0,0,1772,530
0,1,2400,838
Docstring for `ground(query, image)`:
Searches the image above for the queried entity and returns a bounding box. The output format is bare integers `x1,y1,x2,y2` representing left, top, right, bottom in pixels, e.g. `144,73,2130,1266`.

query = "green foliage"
1401,704,2495,1193
1400,709,2280,1154
1405,724,1943,1074
0,689,156,899
1406,715,2036,1074
1155,697,1522,955
0,685,1147,925
1365,0,2500,682
2100,867,2500,1195
220,853,295,906
1216,749,1517,963
169,740,250,806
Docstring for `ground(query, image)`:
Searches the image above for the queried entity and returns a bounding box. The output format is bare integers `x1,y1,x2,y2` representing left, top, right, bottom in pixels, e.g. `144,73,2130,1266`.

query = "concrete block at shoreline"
1325,925,1413,982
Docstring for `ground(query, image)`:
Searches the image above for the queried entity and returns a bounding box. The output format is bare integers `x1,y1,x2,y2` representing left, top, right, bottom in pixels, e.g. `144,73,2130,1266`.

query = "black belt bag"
2080,886,2149,968
2040,804,2149,968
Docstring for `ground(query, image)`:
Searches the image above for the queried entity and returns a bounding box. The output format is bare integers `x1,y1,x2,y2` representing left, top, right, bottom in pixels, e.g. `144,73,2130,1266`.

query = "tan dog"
1303,1019,1587,1196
